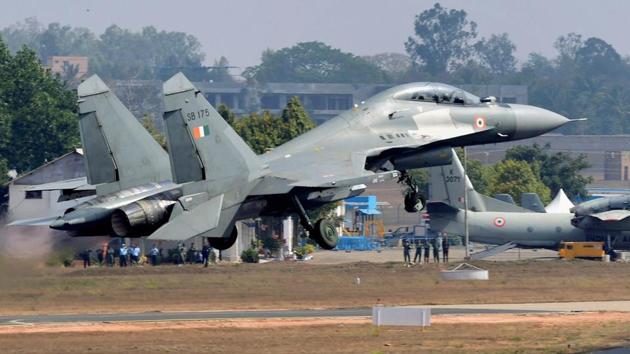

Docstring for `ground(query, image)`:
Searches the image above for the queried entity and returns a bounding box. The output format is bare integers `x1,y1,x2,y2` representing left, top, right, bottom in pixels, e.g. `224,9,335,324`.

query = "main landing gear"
400,172,426,213
207,226,238,250
292,196,339,250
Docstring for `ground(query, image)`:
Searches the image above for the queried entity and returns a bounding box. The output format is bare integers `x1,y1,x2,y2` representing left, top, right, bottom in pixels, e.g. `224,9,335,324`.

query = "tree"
405,3,477,75
0,38,79,173
207,56,234,83
217,103,236,126
141,115,167,149
280,96,315,141
504,144,592,200
575,37,623,78
362,52,411,82
243,41,388,83
486,159,551,205
474,33,517,76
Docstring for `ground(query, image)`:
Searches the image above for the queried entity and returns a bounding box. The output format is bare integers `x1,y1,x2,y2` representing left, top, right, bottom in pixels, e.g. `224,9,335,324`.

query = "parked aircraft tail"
427,149,528,213
521,193,546,213
161,73,261,184
77,75,172,195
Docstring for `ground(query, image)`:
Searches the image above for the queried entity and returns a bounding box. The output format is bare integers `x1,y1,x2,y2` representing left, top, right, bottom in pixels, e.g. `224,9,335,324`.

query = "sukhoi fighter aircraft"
11,74,572,250
426,149,630,257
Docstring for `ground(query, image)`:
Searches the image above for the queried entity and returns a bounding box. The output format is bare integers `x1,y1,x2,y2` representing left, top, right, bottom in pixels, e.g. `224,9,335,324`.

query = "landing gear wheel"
400,172,426,213
311,219,339,250
404,192,426,213
207,227,238,250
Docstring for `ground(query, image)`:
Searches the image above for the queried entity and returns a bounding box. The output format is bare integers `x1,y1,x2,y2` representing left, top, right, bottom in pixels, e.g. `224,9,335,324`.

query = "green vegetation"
0,37,79,176
0,18,227,81
243,41,388,84
240,247,259,263
486,159,551,204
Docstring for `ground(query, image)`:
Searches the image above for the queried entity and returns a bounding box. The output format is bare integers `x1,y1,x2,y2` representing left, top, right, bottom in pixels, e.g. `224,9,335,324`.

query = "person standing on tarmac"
150,244,159,266
119,243,128,267
107,245,115,267
423,240,430,263
201,242,210,268
413,239,423,264
432,238,440,263
402,238,412,266
442,236,450,262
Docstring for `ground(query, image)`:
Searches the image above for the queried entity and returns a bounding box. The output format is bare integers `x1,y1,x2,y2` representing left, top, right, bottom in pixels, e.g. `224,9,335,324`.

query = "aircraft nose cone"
512,104,570,139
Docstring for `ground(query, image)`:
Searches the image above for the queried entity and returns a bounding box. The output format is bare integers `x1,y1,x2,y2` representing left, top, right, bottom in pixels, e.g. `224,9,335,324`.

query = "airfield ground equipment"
559,241,605,260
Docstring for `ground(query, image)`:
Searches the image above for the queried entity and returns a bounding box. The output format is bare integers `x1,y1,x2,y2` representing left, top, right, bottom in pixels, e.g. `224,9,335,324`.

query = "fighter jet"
426,149,630,258
140,73,571,249
11,74,571,250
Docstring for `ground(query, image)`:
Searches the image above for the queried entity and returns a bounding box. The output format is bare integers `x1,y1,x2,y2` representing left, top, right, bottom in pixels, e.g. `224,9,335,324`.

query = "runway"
4,300,630,326
0,307,549,325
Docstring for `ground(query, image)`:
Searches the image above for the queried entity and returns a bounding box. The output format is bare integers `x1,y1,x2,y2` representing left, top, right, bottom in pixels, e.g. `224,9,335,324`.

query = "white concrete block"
372,306,431,327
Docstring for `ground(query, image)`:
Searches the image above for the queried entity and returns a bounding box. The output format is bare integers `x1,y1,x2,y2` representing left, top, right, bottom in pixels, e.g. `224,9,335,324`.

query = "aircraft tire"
311,219,339,250
404,192,426,213
208,227,238,250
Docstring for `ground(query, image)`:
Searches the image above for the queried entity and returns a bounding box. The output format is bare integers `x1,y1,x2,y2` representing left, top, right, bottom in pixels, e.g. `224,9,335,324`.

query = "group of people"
80,241,216,268
402,236,449,266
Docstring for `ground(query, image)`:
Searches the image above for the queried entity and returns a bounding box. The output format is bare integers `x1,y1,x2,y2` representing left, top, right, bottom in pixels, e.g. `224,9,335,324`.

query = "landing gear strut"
400,172,426,213
291,195,339,250
207,226,238,250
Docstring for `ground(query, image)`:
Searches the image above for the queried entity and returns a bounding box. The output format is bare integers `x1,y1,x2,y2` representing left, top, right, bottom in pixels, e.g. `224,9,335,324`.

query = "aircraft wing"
23,177,94,192
573,210,630,231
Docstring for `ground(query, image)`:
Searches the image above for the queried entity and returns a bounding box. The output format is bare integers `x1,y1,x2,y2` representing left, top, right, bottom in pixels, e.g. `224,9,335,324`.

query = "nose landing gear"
400,172,426,213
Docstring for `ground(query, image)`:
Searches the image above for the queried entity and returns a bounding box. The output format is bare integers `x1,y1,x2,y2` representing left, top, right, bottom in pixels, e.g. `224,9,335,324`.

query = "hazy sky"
1,0,630,71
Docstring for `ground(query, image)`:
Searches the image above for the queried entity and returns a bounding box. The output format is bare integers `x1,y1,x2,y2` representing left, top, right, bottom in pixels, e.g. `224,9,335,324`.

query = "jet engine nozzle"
511,104,570,140
110,199,176,238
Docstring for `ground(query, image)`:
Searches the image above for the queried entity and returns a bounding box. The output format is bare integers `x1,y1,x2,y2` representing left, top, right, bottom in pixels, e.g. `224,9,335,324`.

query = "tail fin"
428,149,527,213
162,73,260,184
78,75,171,195
521,193,546,213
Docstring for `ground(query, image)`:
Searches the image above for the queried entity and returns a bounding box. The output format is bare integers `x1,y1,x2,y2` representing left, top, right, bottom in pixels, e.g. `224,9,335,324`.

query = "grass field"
1,257,630,315
1,314,630,353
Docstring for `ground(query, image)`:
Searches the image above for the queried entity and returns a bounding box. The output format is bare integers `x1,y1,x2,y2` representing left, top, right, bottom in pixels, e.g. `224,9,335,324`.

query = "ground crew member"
442,236,450,262
187,243,197,264
119,243,128,267
132,245,141,265
413,239,423,264
201,243,210,267
423,240,430,263
178,243,186,266
107,245,115,267
81,249,91,268
150,244,159,266
97,244,105,265
402,238,412,265
432,238,440,263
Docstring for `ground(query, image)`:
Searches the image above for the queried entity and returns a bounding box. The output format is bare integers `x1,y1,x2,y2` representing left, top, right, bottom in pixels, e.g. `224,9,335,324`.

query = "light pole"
463,147,470,259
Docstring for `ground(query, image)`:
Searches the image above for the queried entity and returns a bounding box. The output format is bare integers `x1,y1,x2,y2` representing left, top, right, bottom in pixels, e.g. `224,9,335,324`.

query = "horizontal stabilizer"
426,202,459,214
7,215,60,227
147,194,224,241
470,242,517,260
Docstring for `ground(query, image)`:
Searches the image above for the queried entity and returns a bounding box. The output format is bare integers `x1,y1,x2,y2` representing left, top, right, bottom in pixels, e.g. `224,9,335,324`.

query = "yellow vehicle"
559,242,605,260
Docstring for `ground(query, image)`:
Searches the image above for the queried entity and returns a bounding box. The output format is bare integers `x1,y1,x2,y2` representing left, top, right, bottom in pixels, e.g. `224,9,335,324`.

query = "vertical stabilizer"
428,149,527,212
77,75,171,194
162,73,260,184
428,149,485,211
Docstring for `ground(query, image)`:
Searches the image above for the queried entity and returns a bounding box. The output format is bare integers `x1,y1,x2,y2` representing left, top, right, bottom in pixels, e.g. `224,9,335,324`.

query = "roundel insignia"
493,217,506,227
474,116,487,130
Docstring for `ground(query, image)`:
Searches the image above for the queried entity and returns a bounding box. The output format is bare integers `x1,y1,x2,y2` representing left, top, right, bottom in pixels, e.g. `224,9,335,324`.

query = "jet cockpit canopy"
393,83,480,105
